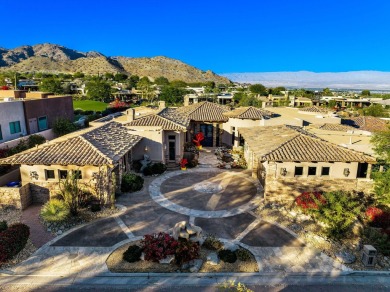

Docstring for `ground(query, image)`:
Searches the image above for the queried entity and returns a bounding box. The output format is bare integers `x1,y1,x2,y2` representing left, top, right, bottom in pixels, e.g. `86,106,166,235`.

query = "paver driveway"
11,149,349,276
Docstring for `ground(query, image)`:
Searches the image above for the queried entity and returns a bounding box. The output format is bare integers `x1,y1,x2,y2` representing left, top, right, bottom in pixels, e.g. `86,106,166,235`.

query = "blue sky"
2,0,390,73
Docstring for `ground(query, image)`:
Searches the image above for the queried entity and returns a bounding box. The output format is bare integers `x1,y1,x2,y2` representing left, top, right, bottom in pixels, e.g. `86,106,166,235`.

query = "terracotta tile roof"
317,123,357,132
0,122,142,166
239,125,375,163
176,101,230,122
299,106,329,113
157,108,190,128
126,113,187,131
223,106,274,120
342,116,389,132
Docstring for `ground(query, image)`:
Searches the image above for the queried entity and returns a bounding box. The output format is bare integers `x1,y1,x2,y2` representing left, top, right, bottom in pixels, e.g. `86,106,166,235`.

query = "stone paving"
5,148,351,277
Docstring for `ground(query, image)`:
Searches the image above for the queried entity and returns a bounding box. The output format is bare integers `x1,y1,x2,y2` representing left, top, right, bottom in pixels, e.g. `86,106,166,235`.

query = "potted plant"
192,132,204,150
180,158,188,170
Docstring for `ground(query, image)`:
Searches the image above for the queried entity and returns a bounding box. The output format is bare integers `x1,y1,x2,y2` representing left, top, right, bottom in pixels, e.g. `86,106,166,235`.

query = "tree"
53,118,77,136
249,84,267,95
362,90,371,96
127,75,140,89
104,73,114,80
170,80,187,88
114,73,128,82
39,77,64,94
269,86,286,95
137,77,155,102
154,76,170,86
239,95,262,107
86,78,112,101
372,130,390,163
362,104,388,117
73,72,85,79
322,88,333,96
159,86,186,105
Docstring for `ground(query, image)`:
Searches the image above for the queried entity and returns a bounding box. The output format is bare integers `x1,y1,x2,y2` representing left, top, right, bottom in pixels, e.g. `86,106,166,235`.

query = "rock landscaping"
106,232,258,273
215,146,247,169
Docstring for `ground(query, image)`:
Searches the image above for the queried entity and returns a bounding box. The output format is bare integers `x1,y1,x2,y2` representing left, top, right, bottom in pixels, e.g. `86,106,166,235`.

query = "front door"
200,124,213,147
29,118,38,134
168,135,176,161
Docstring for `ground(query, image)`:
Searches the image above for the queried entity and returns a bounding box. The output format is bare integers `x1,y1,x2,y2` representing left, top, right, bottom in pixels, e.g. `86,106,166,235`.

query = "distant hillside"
222,71,390,90
0,43,230,84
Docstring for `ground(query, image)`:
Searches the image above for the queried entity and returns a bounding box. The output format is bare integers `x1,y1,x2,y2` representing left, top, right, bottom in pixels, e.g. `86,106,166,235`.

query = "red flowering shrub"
366,207,390,229
0,223,30,263
141,232,179,262
175,240,200,265
180,158,188,168
192,132,204,147
108,99,129,109
295,192,327,211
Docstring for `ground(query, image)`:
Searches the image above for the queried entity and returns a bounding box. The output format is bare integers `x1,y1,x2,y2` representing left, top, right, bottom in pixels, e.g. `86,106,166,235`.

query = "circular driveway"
160,171,257,211
149,168,263,218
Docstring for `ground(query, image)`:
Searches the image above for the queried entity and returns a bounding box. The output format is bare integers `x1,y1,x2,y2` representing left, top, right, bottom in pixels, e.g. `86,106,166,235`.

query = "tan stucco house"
0,122,142,206
239,125,376,202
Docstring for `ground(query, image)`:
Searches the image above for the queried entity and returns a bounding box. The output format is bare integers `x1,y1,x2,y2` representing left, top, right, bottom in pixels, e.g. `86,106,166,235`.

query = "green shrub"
218,249,237,263
0,221,7,233
203,234,223,250
27,135,46,148
90,203,101,212
0,223,30,263
175,240,200,265
123,245,142,263
121,173,144,193
40,199,70,223
236,248,252,261
309,191,363,239
143,162,167,176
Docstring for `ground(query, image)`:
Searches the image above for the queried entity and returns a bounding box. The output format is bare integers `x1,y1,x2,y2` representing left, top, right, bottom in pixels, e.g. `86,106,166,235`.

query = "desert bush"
366,206,390,229
0,223,30,263
235,248,252,261
218,280,253,292
203,234,223,250
0,221,7,233
123,245,143,263
121,173,144,193
218,249,237,263
40,199,70,223
141,232,179,262
175,240,200,265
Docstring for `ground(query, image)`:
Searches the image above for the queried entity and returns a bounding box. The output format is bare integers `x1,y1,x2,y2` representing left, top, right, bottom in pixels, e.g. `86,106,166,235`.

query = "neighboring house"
290,96,313,107
342,116,389,133
239,125,375,202
0,100,27,143
0,122,142,205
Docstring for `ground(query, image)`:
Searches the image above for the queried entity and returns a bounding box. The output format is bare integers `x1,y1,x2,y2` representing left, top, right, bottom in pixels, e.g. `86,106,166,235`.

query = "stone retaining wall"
0,184,31,210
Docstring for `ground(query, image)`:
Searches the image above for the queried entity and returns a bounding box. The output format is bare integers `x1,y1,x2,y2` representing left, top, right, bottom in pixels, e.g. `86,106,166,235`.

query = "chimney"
158,100,166,110
126,108,135,122
184,95,190,106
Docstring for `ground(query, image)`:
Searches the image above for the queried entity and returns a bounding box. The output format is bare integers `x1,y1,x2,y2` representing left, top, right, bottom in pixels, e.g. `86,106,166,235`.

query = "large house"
0,122,142,207
239,125,376,202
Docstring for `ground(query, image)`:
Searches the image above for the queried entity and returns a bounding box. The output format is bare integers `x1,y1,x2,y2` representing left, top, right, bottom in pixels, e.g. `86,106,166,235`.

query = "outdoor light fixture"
144,146,149,152
29,171,39,180
343,168,350,177
280,168,287,176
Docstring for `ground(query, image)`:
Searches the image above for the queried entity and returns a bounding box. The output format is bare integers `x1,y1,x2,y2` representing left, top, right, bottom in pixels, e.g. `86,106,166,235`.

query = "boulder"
207,252,219,266
223,242,239,252
335,251,356,264
159,255,175,264
189,259,203,272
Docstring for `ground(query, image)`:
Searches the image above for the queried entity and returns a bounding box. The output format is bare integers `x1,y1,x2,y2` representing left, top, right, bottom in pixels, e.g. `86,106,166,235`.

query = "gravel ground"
106,241,258,273
0,207,37,270
256,203,390,271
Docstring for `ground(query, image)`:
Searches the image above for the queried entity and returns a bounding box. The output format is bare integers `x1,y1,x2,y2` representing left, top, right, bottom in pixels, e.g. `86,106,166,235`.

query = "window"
308,167,317,176
58,170,68,179
45,169,55,180
321,167,330,176
73,170,82,179
0,125,2,140
38,116,48,131
9,121,21,134
294,166,303,176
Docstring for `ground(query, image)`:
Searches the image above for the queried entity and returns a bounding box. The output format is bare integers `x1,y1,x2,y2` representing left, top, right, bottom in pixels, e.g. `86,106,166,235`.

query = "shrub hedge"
121,173,144,193
123,245,143,263
218,249,237,263
0,223,30,263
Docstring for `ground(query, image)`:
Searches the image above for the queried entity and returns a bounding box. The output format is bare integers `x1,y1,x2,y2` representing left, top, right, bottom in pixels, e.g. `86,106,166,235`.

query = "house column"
213,123,217,147
366,163,372,179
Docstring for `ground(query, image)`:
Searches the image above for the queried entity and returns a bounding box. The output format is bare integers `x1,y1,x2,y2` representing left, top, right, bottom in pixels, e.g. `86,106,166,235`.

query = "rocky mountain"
222,71,390,90
0,43,230,84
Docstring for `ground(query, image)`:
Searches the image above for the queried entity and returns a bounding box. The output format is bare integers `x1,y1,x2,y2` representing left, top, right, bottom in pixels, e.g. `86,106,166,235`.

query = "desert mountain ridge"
0,43,230,84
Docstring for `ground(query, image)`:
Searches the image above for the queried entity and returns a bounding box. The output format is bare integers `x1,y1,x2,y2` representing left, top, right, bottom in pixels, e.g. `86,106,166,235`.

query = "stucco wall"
0,183,31,209
128,126,164,162
263,161,374,202
0,100,27,142
0,129,55,150
222,118,263,146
